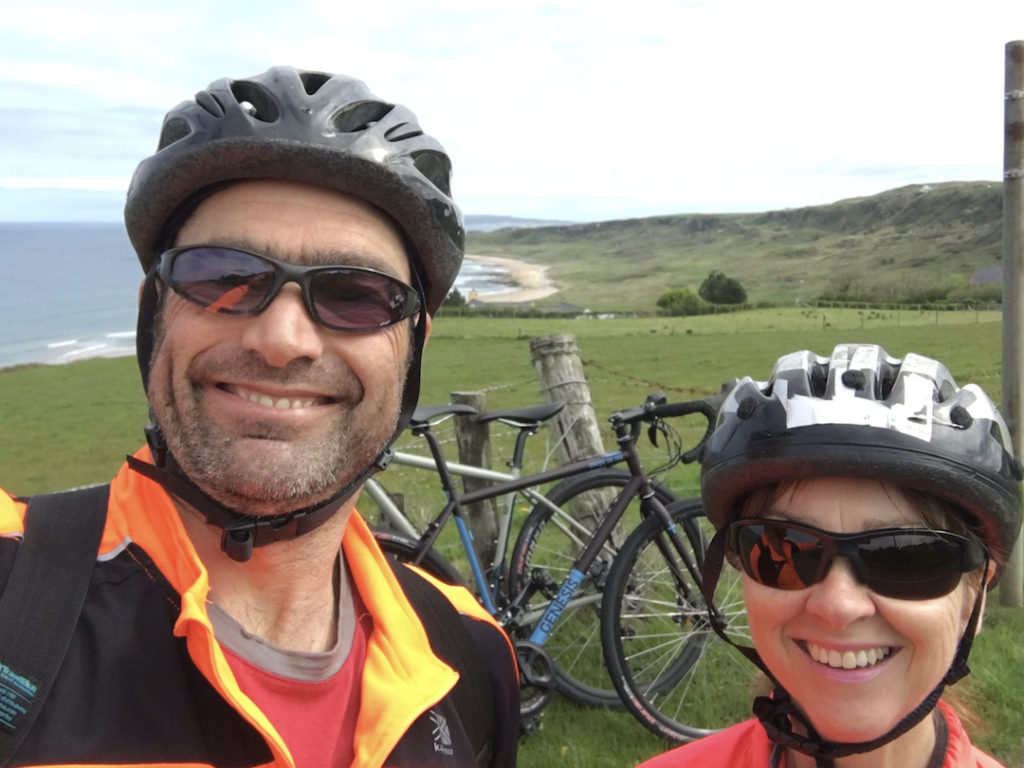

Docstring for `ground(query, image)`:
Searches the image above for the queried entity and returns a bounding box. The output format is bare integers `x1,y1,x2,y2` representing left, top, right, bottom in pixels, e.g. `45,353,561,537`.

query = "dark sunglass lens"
170,248,275,313
858,532,963,599
735,524,822,590
312,271,413,330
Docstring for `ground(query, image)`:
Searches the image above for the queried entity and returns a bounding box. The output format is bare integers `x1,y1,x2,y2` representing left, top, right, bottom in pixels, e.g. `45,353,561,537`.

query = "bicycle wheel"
373,530,466,587
507,468,680,708
601,498,754,742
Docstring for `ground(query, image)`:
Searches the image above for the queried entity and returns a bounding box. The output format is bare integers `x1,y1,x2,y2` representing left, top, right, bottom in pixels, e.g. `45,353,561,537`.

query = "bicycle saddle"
408,403,478,428
476,401,566,428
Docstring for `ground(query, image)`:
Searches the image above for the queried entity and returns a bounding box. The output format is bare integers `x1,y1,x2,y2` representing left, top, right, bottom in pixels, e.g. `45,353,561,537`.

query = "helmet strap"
126,449,389,562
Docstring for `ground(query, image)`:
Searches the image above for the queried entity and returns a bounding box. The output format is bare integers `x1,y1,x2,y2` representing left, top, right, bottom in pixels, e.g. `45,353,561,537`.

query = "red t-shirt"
637,701,1005,768
221,609,371,768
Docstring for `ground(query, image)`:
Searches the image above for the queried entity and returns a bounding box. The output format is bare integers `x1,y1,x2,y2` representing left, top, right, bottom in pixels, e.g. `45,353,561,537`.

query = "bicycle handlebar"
609,392,723,465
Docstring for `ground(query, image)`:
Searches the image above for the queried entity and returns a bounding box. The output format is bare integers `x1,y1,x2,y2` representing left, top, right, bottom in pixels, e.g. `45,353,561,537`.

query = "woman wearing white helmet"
641,343,1021,768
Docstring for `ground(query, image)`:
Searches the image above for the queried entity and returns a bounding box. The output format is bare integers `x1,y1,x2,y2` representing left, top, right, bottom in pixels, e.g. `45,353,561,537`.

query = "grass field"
0,307,1020,765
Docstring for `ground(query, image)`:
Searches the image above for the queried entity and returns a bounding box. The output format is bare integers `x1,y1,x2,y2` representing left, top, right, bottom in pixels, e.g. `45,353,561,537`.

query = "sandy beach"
463,254,558,303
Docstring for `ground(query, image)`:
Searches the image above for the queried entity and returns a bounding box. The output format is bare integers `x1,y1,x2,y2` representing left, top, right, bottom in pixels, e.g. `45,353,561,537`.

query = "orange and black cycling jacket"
0,447,519,768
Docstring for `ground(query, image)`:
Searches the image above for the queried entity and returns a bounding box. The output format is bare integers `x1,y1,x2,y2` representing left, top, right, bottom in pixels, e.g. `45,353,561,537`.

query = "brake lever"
647,421,660,447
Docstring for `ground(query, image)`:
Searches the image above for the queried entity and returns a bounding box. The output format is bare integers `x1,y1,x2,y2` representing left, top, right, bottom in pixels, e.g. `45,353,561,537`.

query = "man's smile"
220,383,335,411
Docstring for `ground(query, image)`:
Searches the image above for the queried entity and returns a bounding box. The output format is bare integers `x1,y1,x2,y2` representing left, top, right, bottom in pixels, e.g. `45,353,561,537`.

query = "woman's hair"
738,479,983,541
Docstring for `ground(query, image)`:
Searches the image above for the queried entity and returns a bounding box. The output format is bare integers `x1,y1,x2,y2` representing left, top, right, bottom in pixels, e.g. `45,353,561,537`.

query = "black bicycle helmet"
702,342,1022,565
125,66,463,315
698,343,1022,765
123,67,463,561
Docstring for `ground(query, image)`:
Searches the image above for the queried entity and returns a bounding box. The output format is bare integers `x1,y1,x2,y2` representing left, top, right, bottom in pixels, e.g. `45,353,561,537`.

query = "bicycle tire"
507,468,680,708
601,498,754,742
373,530,466,587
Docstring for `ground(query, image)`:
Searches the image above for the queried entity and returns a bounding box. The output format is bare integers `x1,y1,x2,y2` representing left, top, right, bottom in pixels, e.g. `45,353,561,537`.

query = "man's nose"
241,283,325,366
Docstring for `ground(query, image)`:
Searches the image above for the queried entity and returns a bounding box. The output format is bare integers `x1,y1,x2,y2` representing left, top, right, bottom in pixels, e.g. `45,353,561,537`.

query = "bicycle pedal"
518,713,544,737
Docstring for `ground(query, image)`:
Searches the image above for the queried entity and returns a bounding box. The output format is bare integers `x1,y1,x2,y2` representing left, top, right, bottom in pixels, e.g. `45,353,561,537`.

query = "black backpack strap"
389,562,496,761
0,484,109,765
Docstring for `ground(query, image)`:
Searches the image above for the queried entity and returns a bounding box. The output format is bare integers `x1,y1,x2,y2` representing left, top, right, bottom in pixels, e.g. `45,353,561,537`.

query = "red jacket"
0,448,519,767
638,701,1005,768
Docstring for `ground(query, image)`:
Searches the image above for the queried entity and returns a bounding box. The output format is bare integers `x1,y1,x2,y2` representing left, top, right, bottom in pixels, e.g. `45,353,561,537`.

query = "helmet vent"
386,122,425,141
157,117,192,149
229,81,280,122
878,367,897,399
298,71,332,95
809,362,828,397
411,150,453,194
330,100,394,133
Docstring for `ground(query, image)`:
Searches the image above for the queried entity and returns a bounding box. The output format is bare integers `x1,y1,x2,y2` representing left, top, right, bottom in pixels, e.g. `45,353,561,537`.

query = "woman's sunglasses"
727,518,987,600
156,245,423,333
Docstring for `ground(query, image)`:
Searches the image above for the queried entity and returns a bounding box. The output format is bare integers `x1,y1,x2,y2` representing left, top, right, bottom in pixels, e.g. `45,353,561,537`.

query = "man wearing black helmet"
0,68,518,767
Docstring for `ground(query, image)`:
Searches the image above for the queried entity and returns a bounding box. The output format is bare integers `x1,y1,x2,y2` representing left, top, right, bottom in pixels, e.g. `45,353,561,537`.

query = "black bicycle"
370,393,725,727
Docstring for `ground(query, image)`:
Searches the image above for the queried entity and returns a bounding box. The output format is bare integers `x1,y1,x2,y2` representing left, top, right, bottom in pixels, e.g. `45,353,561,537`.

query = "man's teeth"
236,387,319,410
807,642,892,670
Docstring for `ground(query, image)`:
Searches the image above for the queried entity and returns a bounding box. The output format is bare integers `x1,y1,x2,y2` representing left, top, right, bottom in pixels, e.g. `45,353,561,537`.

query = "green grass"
0,308,1019,765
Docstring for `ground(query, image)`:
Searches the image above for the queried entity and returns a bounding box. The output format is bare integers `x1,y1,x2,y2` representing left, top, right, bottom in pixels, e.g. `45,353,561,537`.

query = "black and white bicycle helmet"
698,343,1022,765
123,67,463,561
702,342,1022,565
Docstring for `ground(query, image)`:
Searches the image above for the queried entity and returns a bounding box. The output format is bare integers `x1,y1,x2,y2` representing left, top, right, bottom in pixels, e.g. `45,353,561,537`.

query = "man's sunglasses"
727,518,987,601
156,245,423,333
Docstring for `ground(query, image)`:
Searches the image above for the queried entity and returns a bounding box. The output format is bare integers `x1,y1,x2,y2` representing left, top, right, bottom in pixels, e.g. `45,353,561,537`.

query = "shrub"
699,270,747,304
656,288,704,317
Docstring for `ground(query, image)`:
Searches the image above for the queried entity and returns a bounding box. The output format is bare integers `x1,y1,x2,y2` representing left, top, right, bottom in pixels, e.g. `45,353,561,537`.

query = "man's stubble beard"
150,348,407,517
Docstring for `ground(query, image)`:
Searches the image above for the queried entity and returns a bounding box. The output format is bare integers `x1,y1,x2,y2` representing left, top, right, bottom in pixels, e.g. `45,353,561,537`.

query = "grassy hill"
465,181,1005,312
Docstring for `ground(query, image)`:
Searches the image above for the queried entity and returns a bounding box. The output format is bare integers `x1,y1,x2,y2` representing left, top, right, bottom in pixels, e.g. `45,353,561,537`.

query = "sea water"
0,222,511,369
1,222,140,368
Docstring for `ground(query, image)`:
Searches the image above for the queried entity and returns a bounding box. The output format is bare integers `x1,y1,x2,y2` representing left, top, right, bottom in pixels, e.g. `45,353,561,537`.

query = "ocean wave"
2,331,137,369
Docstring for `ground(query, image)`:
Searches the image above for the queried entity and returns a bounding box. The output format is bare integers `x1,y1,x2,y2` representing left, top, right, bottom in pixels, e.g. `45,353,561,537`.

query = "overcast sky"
1,1,1020,223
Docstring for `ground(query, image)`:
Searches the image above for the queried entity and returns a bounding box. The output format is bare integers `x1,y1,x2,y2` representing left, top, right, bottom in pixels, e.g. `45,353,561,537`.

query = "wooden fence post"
1000,39,1024,605
450,390,498,566
530,334,615,529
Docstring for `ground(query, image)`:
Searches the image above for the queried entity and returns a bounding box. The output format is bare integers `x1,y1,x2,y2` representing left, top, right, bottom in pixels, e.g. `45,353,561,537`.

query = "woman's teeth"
807,642,892,670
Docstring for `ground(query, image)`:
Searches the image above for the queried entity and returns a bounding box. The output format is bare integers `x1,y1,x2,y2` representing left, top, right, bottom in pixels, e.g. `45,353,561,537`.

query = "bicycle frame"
410,404,711,623
382,446,629,615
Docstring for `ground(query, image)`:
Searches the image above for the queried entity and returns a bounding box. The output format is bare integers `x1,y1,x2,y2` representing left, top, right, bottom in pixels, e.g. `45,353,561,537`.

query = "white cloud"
0,0,1020,220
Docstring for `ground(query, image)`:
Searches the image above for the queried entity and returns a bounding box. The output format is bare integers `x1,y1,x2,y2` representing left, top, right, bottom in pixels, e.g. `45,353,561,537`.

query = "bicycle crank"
515,640,555,717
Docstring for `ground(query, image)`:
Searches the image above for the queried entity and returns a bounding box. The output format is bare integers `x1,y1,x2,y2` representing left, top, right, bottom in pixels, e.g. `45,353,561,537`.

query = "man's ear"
422,313,432,346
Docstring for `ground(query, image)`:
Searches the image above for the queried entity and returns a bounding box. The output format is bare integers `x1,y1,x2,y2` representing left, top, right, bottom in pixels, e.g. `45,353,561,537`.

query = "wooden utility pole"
1000,40,1024,606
